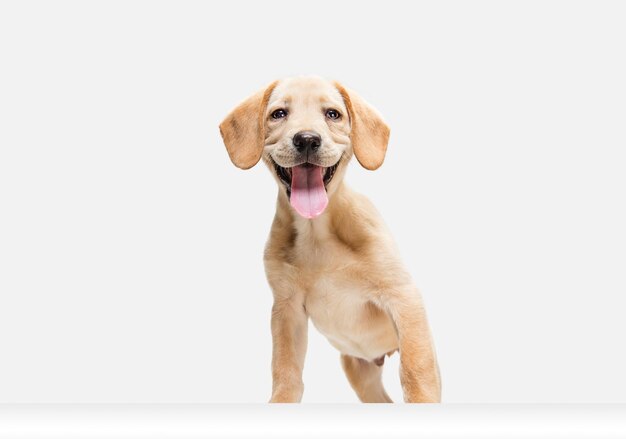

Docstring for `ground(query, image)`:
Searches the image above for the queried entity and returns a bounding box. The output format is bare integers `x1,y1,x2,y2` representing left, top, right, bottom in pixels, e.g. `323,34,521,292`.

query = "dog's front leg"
381,288,442,403
269,298,308,403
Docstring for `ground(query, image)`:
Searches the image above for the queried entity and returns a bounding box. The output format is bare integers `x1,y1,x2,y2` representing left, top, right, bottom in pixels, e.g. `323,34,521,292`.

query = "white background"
0,1,625,403
2,405,625,439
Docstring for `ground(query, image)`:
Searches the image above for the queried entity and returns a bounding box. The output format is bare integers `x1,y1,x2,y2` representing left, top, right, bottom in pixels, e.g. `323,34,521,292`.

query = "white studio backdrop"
2,405,626,439
0,1,625,403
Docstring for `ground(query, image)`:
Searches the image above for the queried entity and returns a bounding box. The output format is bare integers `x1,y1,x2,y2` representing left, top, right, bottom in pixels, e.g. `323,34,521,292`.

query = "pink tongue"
290,165,328,219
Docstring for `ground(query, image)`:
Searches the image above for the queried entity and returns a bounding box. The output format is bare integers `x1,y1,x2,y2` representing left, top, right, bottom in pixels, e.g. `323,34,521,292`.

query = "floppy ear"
219,81,278,169
335,82,390,170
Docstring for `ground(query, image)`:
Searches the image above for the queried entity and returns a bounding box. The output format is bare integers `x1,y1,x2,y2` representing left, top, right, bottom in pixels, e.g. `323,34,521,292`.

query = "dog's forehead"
269,77,345,109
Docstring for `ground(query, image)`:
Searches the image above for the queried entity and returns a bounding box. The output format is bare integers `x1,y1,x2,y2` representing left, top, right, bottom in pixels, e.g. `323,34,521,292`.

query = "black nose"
293,131,321,153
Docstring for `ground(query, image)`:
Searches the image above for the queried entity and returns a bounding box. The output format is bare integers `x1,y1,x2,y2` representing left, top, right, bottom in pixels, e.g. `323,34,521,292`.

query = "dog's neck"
275,181,373,250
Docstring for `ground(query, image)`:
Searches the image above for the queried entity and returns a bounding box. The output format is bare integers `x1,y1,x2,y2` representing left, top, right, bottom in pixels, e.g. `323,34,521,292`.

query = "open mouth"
272,160,339,219
273,162,339,195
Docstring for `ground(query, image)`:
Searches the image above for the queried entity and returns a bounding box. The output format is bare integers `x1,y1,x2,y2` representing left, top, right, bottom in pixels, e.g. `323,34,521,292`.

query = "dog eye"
325,109,341,120
271,109,288,119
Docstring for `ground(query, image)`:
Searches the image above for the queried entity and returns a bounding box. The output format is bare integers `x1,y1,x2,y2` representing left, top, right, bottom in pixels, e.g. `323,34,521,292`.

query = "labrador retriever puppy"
219,77,441,403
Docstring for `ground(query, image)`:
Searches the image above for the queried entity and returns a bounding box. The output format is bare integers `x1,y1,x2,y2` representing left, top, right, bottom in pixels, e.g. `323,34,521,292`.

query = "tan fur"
220,77,441,403
220,81,278,169
334,82,390,170
341,354,392,403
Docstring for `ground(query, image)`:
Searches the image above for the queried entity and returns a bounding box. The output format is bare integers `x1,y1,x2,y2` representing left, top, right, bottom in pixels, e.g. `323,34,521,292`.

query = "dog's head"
220,77,390,219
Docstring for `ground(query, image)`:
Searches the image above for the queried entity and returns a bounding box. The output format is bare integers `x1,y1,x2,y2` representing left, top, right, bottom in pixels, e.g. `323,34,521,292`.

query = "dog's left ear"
219,81,278,169
335,82,390,170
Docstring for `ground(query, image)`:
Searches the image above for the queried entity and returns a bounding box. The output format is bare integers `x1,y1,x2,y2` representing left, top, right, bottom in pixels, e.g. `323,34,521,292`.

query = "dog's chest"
293,228,398,360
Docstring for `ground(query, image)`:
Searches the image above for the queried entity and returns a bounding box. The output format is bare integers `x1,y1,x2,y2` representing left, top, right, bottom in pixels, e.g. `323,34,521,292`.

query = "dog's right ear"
219,81,278,169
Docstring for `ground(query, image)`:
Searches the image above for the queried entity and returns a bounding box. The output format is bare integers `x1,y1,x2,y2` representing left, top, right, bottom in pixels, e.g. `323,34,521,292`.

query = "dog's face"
263,78,351,218
220,77,390,219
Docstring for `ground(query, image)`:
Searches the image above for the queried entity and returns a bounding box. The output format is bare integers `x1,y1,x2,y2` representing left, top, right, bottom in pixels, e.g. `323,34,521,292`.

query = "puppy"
220,77,441,403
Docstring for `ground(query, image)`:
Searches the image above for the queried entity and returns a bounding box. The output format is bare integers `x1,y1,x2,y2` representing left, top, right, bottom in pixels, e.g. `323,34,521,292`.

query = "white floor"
1,404,624,438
